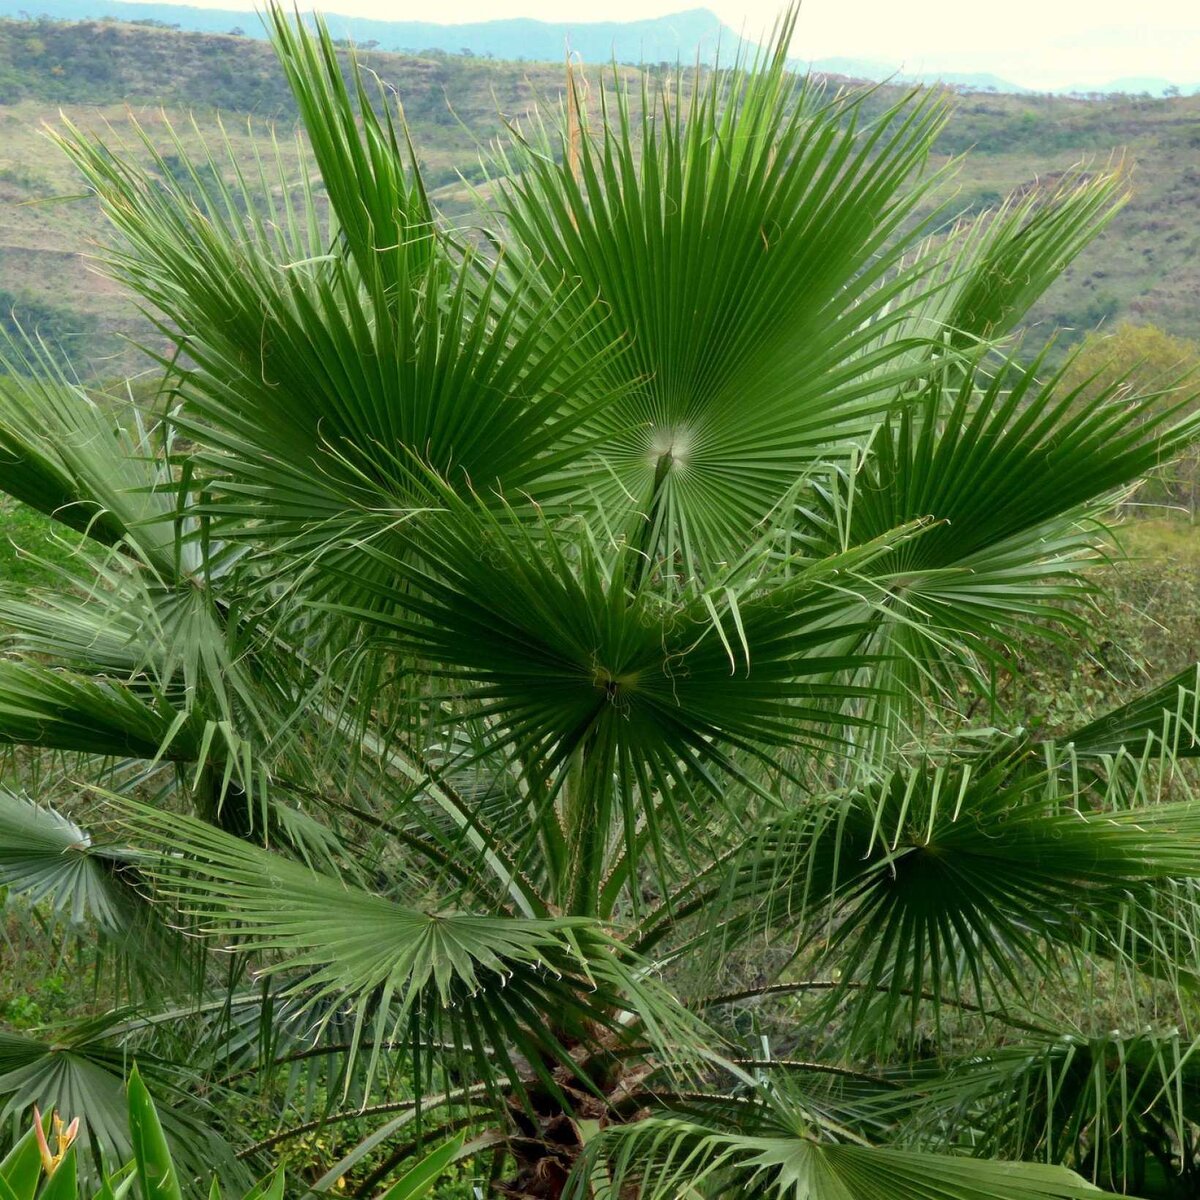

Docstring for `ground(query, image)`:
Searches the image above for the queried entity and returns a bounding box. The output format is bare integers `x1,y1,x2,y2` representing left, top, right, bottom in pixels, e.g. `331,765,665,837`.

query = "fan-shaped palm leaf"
799,347,1200,752
676,755,1200,1036
571,1099,1106,1199
920,168,1127,351
0,791,146,934
51,20,613,594
494,21,953,569
108,799,703,1102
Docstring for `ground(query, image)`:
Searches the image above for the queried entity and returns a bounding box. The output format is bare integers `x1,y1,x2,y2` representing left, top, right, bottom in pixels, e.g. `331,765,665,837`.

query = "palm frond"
330,487,925,912
923,167,1127,350
0,790,146,933
687,754,1200,1035
0,363,180,580
108,799,704,1102
51,20,611,595
494,17,954,568
0,661,200,761
571,1099,1105,1199
263,6,436,298
349,481,928,743
800,346,1200,748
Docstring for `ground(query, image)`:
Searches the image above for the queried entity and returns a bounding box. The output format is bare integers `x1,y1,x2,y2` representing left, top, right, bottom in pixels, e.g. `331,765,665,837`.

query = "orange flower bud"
30,1107,79,1177
32,1107,55,1176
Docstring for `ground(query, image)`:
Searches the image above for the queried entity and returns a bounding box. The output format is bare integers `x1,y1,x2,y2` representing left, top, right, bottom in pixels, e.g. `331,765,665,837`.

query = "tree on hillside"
1060,321,1200,516
4,7,1200,1198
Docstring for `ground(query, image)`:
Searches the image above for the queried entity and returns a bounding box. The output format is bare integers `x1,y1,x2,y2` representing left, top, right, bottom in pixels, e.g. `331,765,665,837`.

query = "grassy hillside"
1,16,1200,377
0,19,620,374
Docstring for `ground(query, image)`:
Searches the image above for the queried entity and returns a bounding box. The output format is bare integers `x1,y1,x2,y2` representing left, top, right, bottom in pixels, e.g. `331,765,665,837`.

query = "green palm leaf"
927,168,1127,351
372,1131,466,1200
0,662,200,761
52,18,611,591
263,6,436,300
0,790,143,932
695,755,1200,1034
800,347,1200,748
331,487,924,912
494,28,952,568
0,366,179,580
572,1105,1106,1199
108,799,703,1099
352,494,902,759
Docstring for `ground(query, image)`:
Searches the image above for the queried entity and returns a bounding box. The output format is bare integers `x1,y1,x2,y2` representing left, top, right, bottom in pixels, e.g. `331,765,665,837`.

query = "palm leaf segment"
1065,662,1200,759
495,18,952,569
686,748,1200,1040
339,487,931,914
108,799,702,1101
574,1088,1105,1199
349,487,913,757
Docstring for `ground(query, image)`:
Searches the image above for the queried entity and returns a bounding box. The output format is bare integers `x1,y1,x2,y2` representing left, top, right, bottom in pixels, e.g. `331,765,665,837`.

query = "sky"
130,0,1200,90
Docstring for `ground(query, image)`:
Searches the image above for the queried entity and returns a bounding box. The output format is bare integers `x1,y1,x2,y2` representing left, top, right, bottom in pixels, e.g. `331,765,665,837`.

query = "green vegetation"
0,290,97,372
4,6,1200,1200
0,1068,463,1200
1059,322,1200,514
0,498,79,587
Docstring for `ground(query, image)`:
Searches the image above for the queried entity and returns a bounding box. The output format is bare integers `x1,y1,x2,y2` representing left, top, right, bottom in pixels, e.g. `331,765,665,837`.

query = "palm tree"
3,7,1200,1197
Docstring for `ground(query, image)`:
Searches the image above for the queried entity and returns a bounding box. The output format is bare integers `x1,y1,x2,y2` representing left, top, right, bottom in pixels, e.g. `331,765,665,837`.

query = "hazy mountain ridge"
1,16,1199,378
802,63,1200,98
0,0,1197,95
800,61,1034,95
0,0,741,64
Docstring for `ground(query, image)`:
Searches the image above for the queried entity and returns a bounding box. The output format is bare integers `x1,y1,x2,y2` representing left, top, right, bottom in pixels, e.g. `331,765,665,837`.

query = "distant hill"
1057,76,1200,99
1,16,1200,377
2,1,1196,95
800,57,1030,95
801,57,1200,99
0,0,743,63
